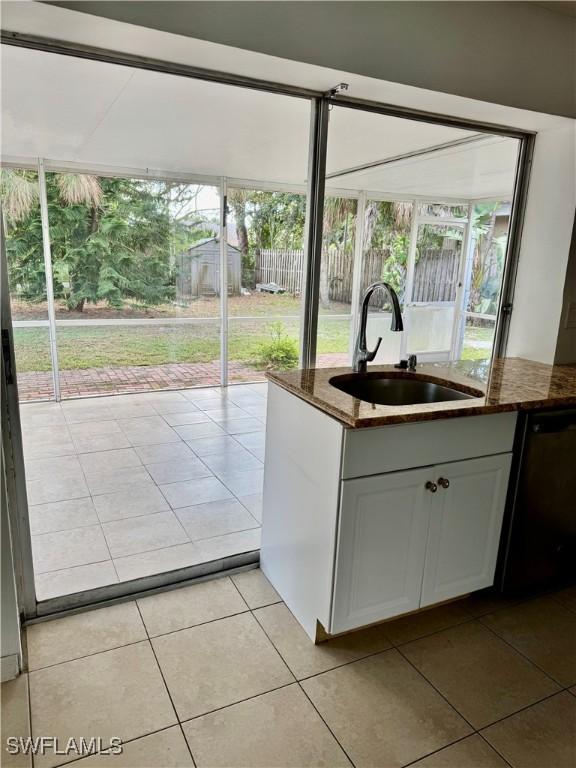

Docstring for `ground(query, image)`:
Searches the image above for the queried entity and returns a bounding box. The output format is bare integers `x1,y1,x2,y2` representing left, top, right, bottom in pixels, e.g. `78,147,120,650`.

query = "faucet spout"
353,282,403,373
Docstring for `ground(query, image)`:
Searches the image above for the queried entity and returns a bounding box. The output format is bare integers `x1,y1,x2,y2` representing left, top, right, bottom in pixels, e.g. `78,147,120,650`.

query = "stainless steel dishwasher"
497,408,576,594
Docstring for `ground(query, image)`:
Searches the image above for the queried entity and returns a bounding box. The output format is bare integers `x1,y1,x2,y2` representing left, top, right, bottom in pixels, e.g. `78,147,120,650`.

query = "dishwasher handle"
530,410,576,434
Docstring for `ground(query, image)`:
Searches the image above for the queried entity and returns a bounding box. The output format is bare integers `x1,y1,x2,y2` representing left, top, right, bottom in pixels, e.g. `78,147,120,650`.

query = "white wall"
507,122,576,364
3,1,576,364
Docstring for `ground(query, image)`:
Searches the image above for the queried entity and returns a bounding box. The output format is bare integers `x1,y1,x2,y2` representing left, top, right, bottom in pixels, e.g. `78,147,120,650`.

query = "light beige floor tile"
174,423,225,441
84,466,153,495
195,527,261,561
183,684,351,768
24,456,83,483
482,691,576,768
145,458,212,484
74,727,193,767
401,621,559,728
93,485,169,523
383,601,473,646
27,602,146,670
32,525,110,573
68,420,124,439
462,591,522,618
1,673,32,768
185,435,243,457
135,442,196,465
231,568,280,609
411,734,507,767
113,542,204,582
162,411,211,426
102,511,189,558
552,584,576,613
152,612,293,720
301,649,471,768
26,473,89,506
481,596,576,687
137,577,247,637
22,426,76,460
79,448,141,475
61,402,114,424
73,432,132,453
28,497,99,536
154,400,203,415
160,477,233,509
218,468,263,497
175,498,259,540
34,561,118,601
254,602,392,679
29,642,176,768
238,493,262,522
21,404,65,429
119,416,180,446
108,404,157,420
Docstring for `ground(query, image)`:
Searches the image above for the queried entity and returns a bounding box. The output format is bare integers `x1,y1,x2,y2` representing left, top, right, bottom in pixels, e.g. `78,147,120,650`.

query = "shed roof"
186,237,241,253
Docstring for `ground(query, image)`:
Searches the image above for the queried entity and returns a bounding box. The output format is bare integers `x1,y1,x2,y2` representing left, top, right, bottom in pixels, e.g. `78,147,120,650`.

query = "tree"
1,170,214,311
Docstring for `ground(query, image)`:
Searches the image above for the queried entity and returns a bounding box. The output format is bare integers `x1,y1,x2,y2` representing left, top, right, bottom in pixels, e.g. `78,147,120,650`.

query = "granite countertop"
267,357,576,428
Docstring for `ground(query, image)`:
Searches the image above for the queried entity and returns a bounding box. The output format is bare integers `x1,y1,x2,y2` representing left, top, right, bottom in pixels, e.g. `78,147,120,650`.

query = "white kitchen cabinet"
330,453,512,634
420,453,512,607
332,468,431,633
261,383,517,641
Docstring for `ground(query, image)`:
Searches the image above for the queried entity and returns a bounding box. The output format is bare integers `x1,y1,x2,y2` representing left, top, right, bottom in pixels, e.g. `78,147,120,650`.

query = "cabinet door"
420,453,512,607
331,468,432,634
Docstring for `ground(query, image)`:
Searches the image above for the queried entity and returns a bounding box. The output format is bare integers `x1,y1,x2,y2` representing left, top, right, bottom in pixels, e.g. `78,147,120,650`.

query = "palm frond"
0,169,39,222
56,174,103,208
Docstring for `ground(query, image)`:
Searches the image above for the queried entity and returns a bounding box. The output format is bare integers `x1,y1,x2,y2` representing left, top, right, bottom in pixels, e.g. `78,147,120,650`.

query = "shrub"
255,322,299,370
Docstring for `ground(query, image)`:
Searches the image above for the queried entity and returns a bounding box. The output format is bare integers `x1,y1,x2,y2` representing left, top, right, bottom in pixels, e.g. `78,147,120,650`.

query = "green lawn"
13,320,493,372
13,318,352,373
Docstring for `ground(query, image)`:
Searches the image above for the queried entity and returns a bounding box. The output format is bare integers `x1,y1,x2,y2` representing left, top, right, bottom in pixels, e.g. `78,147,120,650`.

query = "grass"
13,318,352,373
13,320,494,372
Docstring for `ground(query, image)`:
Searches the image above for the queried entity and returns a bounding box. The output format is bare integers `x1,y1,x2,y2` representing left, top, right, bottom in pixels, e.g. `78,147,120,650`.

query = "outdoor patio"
20,383,268,601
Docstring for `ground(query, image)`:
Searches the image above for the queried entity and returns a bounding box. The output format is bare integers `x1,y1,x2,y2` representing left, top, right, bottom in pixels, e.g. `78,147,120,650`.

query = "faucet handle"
366,336,382,363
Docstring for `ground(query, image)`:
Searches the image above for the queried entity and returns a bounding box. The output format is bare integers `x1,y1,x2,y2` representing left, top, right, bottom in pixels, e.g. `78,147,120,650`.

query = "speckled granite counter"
267,358,576,428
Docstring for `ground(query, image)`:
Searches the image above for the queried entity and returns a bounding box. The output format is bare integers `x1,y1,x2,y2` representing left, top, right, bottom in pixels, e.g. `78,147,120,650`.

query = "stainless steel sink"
329,373,482,406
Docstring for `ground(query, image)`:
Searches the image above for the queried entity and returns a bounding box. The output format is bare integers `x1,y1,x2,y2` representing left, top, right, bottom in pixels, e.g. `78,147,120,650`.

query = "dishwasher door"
498,409,576,594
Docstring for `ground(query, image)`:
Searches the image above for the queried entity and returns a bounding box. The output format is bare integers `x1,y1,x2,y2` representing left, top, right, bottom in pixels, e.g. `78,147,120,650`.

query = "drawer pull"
425,481,438,493
438,477,450,489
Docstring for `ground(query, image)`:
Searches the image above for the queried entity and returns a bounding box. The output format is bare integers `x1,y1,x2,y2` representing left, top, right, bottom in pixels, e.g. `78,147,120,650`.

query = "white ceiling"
1,44,519,199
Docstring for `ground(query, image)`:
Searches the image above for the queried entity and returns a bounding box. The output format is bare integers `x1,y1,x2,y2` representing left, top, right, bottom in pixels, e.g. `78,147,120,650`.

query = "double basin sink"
330,371,483,406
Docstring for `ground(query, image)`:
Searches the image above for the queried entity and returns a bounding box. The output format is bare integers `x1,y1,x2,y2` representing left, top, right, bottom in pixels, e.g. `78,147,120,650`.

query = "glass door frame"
1,32,535,620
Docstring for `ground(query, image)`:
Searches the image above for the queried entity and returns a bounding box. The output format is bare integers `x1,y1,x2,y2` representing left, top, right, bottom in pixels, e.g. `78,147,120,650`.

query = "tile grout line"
476,613,567,688
248,605,358,768
399,732,506,768
133,601,198,768
393,643,478,733
73,442,121,585
475,731,515,768
394,634,572,735
50,724,181,768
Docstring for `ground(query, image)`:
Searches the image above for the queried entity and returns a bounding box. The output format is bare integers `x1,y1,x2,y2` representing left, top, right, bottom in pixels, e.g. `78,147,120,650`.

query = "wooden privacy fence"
256,248,384,303
412,247,460,303
256,247,459,304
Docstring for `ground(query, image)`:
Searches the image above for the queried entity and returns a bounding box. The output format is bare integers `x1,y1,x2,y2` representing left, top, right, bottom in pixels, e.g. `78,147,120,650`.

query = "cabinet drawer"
341,412,517,479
